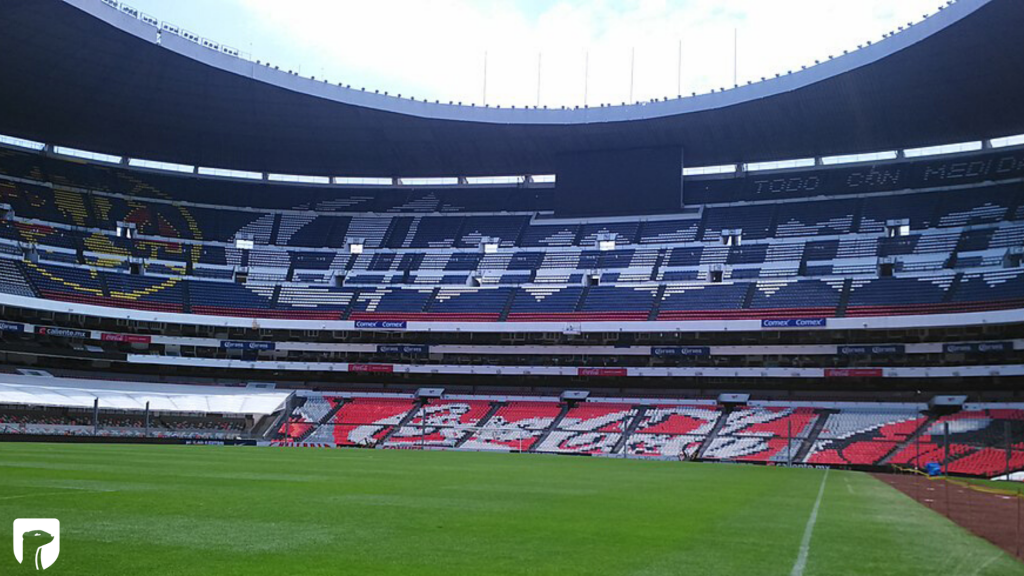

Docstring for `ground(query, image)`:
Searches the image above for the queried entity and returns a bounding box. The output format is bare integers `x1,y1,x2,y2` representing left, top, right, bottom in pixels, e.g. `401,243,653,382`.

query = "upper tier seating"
0,145,1022,323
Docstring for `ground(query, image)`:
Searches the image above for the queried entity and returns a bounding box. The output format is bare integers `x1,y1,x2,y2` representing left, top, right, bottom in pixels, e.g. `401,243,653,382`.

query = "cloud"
213,0,945,107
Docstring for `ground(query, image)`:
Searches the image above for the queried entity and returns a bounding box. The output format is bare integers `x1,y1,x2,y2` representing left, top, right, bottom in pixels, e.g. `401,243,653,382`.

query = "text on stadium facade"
355,321,408,330
0,320,25,333
35,326,89,339
577,368,628,377
651,346,711,357
943,342,1011,354
377,345,429,355
838,345,905,356
761,318,827,329
349,363,394,373
100,333,152,344
220,340,276,351
824,368,884,378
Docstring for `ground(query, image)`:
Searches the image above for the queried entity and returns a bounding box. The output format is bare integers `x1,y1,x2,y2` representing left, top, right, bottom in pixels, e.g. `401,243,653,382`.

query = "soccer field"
0,444,1021,575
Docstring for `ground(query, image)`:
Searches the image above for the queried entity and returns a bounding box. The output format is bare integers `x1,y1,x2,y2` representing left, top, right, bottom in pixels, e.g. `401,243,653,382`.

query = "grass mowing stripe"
791,469,829,576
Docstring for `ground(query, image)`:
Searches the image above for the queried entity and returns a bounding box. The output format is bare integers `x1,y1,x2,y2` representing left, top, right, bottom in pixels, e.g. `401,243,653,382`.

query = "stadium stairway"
740,283,756,310
318,398,346,426
250,412,281,439
878,413,937,466
497,290,517,322
268,214,283,246
292,397,348,442
648,250,666,281
942,273,965,304
293,424,318,443
574,286,591,313
181,280,192,314
835,279,853,317
263,397,301,440
528,403,570,453
376,400,424,447
765,206,781,239
96,269,111,298
454,401,503,449
452,401,503,446
271,284,283,308
611,405,649,454
695,406,731,460
792,409,835,462
646,285,667,321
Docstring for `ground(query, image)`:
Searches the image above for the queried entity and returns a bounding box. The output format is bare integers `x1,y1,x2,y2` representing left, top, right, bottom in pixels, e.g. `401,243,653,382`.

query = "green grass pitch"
0,443,1021,575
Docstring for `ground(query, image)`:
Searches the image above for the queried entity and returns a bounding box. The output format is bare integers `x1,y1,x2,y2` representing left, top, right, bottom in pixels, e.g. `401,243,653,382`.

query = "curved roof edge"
68,0,988,126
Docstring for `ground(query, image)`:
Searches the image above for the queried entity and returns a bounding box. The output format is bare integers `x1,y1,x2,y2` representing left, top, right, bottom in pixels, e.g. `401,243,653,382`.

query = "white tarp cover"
0,374,289,415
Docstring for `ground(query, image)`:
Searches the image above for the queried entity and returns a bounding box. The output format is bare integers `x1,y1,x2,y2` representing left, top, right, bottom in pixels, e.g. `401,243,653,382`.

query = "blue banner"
221,341,276,351
0,320,25,333
761,318,827,329
652,346,711,357
377,344,429,355
355,321,408,330
838,345,905,356
943,342,1012,354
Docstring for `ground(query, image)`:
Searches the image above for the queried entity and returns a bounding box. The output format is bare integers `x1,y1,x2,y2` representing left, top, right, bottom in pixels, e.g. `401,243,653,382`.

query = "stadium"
0,0,1023,573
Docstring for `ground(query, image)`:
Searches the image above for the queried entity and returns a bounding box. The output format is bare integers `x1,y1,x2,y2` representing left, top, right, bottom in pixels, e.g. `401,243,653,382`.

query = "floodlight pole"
1006,420,1012,478
584,51,589,106
733,28,738,86
629,47,635,103
916,421,921,472
677,39,682,97
787,418,793,466
943,421,950,475
482,51,488,106
537,53,542,107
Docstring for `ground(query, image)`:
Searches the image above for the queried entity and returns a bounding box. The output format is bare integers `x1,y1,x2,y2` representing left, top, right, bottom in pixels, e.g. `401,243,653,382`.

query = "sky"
123,0,944,108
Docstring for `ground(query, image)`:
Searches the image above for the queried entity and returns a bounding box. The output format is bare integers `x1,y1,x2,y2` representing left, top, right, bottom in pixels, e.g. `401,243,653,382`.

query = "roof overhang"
0,0,1021,176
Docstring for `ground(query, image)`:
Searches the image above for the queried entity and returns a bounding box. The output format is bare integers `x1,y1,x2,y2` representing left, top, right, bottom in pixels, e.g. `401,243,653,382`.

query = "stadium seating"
326,397,415,446
385,399,493,448
534,403,635,455
0,145,1022,324
461,401,562,452
804,410,927,466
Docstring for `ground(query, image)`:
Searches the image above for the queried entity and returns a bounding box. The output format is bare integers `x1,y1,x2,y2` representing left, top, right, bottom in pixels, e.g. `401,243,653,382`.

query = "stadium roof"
0,0,1022,177
0,374,290,415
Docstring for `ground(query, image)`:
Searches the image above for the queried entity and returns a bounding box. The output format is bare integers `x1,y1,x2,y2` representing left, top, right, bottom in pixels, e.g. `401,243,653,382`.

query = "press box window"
721,229,742,246
116,222,136,239
886,219,910,238
347,238,366,254
597,233,617,252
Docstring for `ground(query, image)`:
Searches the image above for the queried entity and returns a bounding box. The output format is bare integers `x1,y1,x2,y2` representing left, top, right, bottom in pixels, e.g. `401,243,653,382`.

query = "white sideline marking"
0,487,116,501
969,552,1002,576
790,469,829,576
